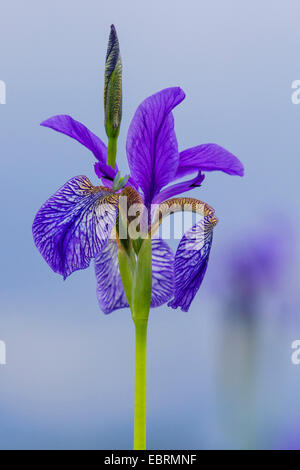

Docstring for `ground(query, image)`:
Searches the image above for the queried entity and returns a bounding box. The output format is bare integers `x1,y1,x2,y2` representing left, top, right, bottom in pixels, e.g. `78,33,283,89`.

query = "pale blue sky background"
0,0,300,449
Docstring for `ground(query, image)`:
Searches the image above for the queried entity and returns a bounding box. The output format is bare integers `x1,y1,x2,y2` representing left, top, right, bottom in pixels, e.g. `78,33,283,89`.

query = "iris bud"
104,24,122,168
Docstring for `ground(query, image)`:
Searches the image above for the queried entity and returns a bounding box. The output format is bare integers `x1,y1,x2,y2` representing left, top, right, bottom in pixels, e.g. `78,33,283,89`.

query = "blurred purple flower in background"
212,218,296,449
223,220,293,318
275,425,300,450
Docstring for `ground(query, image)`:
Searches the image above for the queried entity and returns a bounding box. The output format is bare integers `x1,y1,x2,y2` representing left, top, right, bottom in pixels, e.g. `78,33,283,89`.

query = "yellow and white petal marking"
151,197,218,237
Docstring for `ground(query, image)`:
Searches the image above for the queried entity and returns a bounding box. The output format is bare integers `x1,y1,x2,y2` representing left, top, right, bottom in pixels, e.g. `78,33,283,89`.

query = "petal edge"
168,215,214,312
177,144,244,179
32,176,118,278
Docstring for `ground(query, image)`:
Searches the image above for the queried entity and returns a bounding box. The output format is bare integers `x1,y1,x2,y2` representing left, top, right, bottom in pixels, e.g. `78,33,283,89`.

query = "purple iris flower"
33,87,244,313
219,223,292,316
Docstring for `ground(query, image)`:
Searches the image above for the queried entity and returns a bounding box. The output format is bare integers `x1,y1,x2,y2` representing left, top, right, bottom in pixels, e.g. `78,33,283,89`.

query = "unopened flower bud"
104,24,122,168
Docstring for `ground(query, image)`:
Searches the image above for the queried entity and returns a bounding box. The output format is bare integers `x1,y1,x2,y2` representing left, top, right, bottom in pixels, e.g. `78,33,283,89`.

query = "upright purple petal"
126,87,185,206
41,115,107,161
168,216,215,312
94,238,174,314
41,115,117,184
152,172,205,205
177,144,244,178
32,176,118,279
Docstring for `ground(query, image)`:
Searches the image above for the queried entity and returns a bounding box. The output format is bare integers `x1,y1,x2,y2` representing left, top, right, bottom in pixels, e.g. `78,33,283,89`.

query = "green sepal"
118,249,134,308
132,238,152,322
132,237,144,255
112,172,130,191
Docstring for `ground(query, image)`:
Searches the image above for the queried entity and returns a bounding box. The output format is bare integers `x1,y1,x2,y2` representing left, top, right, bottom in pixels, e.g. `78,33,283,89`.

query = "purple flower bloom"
214,220,293,318
33,87,243,313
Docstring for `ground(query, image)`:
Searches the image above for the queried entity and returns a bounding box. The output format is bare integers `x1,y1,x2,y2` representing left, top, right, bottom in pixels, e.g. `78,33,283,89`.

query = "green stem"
133,319,148,450
106,136,117,168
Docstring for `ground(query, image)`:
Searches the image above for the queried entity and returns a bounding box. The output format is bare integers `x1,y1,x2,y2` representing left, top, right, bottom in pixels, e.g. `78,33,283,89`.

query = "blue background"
0,0,300,449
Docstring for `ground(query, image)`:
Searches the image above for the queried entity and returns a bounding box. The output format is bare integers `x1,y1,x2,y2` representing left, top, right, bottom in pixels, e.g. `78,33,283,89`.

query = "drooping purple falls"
33,87,244,312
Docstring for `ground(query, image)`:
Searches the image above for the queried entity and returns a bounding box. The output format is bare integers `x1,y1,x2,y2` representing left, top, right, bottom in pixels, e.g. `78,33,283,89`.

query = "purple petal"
168,216,214,312
94,238,174,314
94,162,138,190
95,241,129,314
152,172,205,205
32,176,118,279
151,238,174,307
93,162,115,188
177,144,244,178
41,115,117,184
126,87,185,206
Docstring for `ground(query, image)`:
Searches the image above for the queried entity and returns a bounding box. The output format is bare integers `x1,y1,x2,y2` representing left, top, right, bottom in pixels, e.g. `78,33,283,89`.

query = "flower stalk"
133,318,148,450
107,135,118,169
131,238,152,449
118,235,152,450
